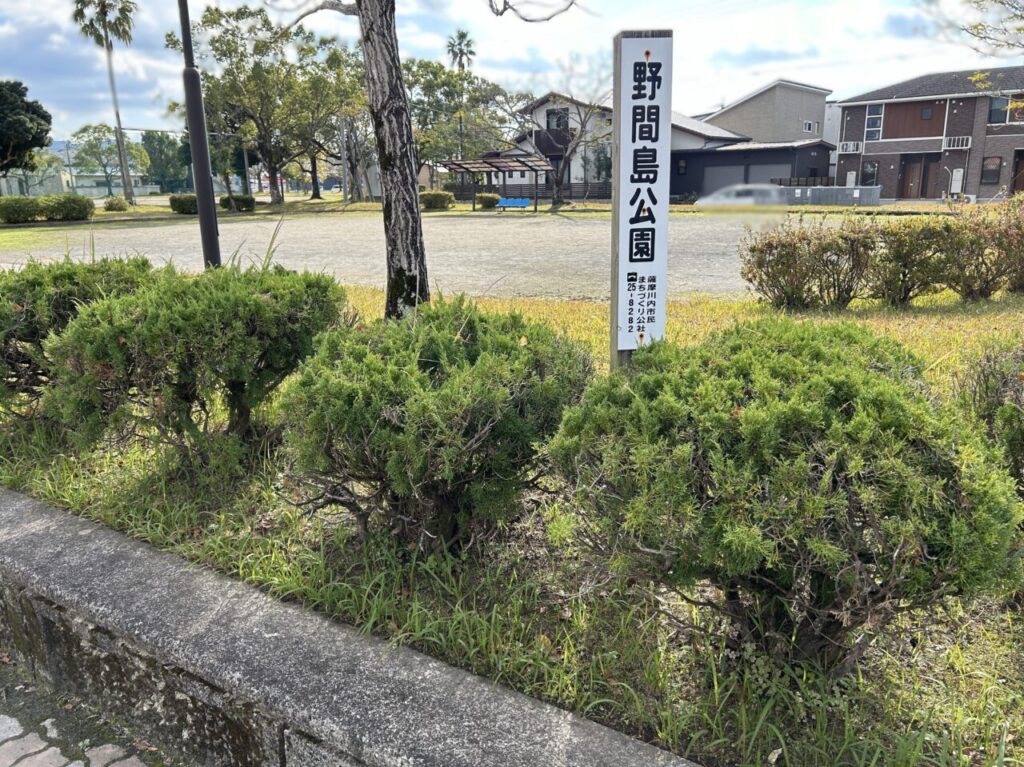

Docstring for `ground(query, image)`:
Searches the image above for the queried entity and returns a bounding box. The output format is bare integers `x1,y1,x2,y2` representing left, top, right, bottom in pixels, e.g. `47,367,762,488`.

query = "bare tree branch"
265,0,358,31
487,0,579,22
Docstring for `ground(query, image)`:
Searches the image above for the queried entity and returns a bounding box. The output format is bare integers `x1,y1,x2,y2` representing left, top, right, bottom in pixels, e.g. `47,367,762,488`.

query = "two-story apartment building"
835,65,1024,200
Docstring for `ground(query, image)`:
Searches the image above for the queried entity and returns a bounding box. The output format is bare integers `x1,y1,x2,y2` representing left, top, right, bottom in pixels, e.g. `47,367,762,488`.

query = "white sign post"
611,30,673,369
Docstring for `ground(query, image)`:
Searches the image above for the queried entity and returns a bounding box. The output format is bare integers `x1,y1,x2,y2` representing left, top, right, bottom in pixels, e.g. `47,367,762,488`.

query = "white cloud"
0,0,1015,137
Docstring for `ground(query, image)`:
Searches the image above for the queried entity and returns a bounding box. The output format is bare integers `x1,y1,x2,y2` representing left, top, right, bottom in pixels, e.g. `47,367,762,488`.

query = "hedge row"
169,194,198,215
103,196,130,212
741,197,1024,309
0,195,95,224
3,259,1022,674
220,195,256,212
420,191,454,210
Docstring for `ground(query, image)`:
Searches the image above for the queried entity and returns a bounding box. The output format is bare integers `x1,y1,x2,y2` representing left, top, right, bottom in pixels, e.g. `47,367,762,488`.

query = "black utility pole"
178,0,221,269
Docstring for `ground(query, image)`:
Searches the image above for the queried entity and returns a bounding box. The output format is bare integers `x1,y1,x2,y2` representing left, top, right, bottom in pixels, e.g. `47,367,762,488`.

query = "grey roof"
711,138,834,152
671,111,747,140
841,65,1024,103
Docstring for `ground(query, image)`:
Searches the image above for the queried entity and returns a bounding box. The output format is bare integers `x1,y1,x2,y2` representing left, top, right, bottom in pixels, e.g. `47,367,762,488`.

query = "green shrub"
0,197,43,224
169,194,198,215
0,258,153,412
220,194,256,212
38,194,95,222
46,265,343,459
814,217,875,309
282,297,593,548
551,318,1022,672
993,195,1024,294
420,191,454,211
739,220,820,309
867,217,944,306
476,193,499,210
103,196,129,212
938,211,1010,300
741,218,874,310
957,345,1024,495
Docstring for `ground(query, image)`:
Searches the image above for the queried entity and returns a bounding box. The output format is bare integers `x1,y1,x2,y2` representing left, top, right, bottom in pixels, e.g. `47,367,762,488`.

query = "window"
921,107,933,120
989,97,1009,124
865,105,883,142
677,158,687,175
861,160,879,186
546,108,569,130
803,120,813,132
981,156,1002,185
814,121,820,133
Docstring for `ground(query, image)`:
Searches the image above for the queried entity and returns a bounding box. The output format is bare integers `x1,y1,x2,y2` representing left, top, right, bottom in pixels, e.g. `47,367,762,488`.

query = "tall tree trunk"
309,153,322,199
267,160,283,204
103,24,135,206
355,0,429,319
222,172,236,211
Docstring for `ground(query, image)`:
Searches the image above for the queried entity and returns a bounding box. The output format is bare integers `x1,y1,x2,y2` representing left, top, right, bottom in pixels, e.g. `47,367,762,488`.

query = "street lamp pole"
177,0,221,269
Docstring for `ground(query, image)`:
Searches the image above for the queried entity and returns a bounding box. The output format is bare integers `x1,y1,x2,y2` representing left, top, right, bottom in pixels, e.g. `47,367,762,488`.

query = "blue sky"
0,0,1019,138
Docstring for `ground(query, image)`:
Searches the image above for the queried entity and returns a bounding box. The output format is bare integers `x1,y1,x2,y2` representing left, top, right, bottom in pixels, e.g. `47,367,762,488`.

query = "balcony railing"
944,136,971,150
838,141,862,154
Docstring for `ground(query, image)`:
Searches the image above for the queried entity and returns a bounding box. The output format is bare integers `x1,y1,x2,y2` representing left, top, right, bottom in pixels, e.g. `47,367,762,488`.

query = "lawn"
2,281,1023,767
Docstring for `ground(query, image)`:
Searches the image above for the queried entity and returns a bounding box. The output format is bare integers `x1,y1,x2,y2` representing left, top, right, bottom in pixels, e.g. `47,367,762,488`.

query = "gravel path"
0,212,787,298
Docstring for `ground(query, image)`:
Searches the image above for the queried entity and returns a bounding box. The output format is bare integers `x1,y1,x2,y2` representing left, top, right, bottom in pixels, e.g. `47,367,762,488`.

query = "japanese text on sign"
614,32,672,352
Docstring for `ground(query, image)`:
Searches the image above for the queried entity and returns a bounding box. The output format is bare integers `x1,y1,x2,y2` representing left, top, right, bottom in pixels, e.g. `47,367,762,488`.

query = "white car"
326,185,341,193
696,183,787,206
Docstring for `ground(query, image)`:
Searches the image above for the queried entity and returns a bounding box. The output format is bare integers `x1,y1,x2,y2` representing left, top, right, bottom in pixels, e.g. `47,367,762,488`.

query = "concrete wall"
0,489,695,767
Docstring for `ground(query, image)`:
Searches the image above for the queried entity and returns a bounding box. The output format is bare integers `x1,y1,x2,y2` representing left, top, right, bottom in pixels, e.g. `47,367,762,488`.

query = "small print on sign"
616,33,672,352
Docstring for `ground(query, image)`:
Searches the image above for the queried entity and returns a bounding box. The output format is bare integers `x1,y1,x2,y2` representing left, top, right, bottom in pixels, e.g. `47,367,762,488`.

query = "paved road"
0,212,787,298
0,654,175,767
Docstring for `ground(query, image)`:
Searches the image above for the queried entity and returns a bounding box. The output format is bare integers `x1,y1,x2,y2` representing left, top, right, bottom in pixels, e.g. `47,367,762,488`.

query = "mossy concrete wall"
0,489,696,767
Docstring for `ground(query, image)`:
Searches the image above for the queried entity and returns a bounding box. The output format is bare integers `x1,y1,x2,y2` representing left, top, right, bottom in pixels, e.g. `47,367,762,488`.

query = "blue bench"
496,197,531,211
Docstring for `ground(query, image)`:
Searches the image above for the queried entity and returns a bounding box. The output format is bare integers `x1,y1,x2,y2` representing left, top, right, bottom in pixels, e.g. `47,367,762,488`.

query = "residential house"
835,65,1024,200
510,90,834,198
701,79,833,143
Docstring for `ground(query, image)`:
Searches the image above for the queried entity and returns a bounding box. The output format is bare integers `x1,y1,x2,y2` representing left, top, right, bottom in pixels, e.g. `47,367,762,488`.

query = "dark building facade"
670,140,833,196
835,65,1024,200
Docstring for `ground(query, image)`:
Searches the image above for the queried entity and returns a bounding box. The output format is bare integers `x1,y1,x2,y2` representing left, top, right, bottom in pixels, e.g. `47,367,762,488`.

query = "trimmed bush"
0,197,43,224
38,194,95,222
476,193,499,210
169,194,199,215
220,194,256,212
957,345,1024,495
551,318,1022,672
103,196,130,212
993,195,1024,294
46,265,343,458
282,296,593,548
741,218,874,310
938,210,1011,300
814,217,874,309
0,258,153,412
867,217,944,306
740,219,821,309
420,191,454,211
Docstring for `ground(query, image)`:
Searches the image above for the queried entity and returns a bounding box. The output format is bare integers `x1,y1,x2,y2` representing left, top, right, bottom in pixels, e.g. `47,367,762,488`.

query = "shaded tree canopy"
0,81,52,179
